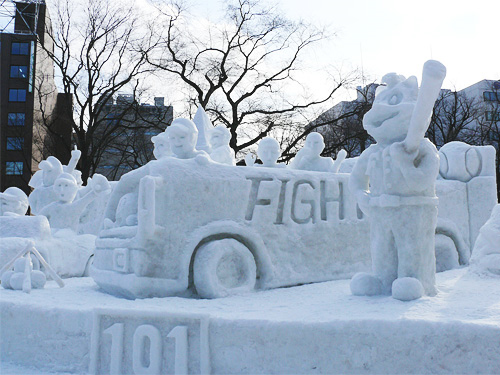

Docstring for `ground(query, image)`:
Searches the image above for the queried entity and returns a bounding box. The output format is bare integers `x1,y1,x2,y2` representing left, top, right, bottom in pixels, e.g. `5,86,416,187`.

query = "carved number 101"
103,323,188,375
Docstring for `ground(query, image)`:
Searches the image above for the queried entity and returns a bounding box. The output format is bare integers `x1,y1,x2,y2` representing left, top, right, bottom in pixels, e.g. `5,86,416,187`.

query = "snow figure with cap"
245,137,286,168
0,187,29,216
349,60,446,301
290,132,347,172
209,125,235,165
28,156,63,215
151,130,172,160
39,172,110,232
168,118,208,160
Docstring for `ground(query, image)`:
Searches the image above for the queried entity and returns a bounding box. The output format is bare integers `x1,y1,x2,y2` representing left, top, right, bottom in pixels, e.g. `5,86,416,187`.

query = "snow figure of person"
349,60,446,301
469,204,500,276
151,131,172,160
39,172,110,232
168,118,208,160
0,187,29,216
245,137,286,168
209,125,235,165
28,156,63,215
290,132,347,172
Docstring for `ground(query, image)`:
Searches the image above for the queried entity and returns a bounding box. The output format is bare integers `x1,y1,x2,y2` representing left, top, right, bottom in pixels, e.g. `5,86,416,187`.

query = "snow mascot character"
349,60,446,301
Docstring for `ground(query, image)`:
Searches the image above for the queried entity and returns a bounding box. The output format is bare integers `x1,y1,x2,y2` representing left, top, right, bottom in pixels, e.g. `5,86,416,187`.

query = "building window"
10,65,28,78
11,42,29,55
485,111,500,122
5,162,24,175
483,91,500,102
7,113,25,126
6,137,24,151
9,89,27,102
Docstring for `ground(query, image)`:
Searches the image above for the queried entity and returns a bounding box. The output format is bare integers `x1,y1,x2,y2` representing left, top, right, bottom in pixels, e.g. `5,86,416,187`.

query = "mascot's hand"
390,141,418,171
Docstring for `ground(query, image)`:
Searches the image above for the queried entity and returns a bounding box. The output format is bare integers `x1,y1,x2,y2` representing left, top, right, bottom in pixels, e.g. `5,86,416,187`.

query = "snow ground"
1,268,500,374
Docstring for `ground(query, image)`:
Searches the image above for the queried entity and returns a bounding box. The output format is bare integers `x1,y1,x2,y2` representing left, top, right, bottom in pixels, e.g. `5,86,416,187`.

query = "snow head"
363,73,418,146
151,131,172,160
210,125,231,149
0,187,29,216
258,137,281,167
304,132,325,157
53,173,79,203
168,118,199,159
39,156,64,187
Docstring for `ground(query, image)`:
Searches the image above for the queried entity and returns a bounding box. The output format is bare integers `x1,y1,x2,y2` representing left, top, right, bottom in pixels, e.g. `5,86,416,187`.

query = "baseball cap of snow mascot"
0,187,29,216
53,172,79,203
167,118,199,152
363,72,418,145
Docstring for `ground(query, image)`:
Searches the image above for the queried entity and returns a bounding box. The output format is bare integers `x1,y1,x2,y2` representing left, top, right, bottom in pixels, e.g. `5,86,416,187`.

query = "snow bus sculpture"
91,141,497,299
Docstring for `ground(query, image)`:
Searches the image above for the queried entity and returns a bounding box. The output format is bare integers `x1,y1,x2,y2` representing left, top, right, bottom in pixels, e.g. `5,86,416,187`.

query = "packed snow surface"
2,268,500,374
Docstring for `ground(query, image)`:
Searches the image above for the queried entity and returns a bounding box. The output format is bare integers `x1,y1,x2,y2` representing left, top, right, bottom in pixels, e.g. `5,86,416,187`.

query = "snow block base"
1,268,500,374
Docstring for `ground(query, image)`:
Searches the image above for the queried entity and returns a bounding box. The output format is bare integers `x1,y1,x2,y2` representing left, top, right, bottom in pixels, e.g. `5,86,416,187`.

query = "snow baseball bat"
404,60,446,154
0,241,34,277
22,253,32,293
31,247,65,288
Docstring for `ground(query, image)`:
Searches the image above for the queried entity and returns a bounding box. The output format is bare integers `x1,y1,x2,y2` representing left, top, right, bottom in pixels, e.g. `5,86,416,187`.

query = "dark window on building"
6,137,24,151
11,42,29,55
483,91,500,102
5,162,24,175
10,65,28,78
7,113,25,126
485,111,500,122
9,89,27,102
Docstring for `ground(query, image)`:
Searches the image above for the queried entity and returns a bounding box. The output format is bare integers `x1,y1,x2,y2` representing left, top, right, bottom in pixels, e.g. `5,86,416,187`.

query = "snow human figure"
349,60,446,301
290,132,347,172
168,118,209,161
151,131,172,160
209,125,235,165
0,187,29,216
245,137,286,168
28,156,63,215
39,172,110,232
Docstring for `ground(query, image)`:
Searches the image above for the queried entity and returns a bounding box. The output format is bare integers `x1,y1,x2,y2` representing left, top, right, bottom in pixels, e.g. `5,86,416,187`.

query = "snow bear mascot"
349,60,446,301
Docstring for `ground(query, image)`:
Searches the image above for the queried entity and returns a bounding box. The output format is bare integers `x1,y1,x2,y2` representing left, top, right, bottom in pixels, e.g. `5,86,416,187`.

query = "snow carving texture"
470,204,500,276
349,60,446,301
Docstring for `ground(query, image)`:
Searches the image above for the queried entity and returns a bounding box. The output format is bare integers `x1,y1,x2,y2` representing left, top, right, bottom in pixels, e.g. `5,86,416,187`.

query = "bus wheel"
193,238,257,299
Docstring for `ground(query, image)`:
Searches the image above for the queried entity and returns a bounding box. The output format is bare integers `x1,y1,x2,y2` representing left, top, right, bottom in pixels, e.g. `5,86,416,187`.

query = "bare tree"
147,0,357,160
36,0,166,181
426,89,481,148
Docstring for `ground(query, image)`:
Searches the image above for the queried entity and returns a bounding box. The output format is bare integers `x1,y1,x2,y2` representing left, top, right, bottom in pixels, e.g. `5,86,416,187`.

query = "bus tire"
193,238,257,299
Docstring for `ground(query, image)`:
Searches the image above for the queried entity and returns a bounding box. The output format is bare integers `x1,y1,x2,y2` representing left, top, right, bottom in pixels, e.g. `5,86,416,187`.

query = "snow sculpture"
28,156,63,215
168,118,209,161
469,204,500,276
151,131,172,159
0,187,28,216
0,240,64,293
209,125,235,165
290,132,347,172
349,60,446,301
39,172,110,232
245,137,286,168
193,105,214,153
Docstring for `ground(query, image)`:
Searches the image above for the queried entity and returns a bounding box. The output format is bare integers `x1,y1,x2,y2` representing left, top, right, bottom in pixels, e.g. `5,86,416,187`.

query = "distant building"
93,94,173,180
313,83,379,158
461,79,500,128
0,1,73,195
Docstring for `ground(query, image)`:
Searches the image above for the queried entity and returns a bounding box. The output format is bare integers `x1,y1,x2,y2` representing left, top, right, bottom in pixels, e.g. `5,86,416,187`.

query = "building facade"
93,94,173,180
1,1,72,195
